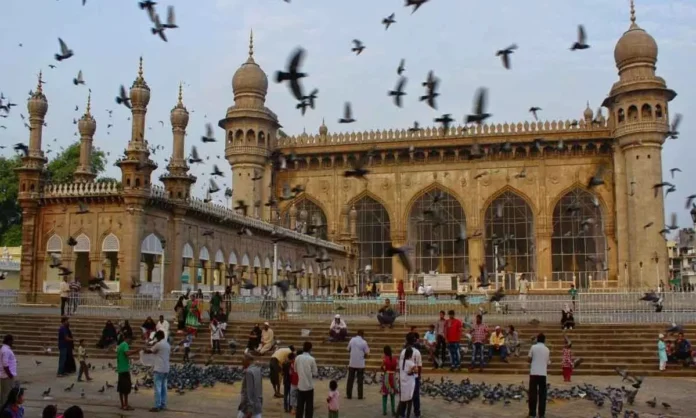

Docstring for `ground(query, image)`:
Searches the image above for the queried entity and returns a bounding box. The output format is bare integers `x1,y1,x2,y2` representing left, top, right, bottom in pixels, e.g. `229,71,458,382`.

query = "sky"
0,0,694,230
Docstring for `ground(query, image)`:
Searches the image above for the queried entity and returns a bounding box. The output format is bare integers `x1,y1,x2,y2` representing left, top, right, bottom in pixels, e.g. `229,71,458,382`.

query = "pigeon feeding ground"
14,354,693,417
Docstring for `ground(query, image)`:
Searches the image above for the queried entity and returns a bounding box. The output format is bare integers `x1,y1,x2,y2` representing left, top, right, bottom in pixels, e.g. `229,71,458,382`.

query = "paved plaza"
12,355,693,417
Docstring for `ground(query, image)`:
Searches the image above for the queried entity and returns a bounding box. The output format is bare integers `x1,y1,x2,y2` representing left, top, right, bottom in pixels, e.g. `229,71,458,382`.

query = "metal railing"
0,290,694,325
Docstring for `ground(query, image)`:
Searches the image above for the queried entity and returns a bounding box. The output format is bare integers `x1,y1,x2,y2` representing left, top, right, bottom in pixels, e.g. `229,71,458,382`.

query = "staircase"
1,314,694,377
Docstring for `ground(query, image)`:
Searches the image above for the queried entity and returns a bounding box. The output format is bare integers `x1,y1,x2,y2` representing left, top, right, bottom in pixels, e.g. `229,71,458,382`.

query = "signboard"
422,274,455,291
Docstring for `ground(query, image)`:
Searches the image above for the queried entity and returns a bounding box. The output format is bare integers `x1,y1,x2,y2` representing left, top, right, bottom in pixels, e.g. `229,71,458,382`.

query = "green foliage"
0,142,108,245
46,143,107,184
96,177,120,184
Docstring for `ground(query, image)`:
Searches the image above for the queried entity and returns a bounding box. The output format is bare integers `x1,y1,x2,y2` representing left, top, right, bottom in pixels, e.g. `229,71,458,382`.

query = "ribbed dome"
614,23,657,69
232,57,268,98
583,103,594,120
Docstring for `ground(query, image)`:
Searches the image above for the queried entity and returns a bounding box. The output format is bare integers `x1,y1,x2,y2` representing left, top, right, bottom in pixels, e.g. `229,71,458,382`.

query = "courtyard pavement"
12,355,694,417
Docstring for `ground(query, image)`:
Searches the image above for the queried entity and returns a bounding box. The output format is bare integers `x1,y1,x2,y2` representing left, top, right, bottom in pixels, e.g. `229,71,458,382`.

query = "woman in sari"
120,320,134,341
96,320,118,349
380,345,399,416
185,296,201,335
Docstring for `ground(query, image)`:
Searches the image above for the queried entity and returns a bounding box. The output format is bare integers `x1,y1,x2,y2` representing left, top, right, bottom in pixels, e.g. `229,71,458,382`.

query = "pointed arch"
481,185,538,219
73,233,91,253
253,255,261,268
264,257,272,269
548,182,608,221
101,233,120,252
280,193,329,239
551,187,609,286
346,190,395,226
46,234,63,253
406,185,468,275
351,193,393,277
228,250,238,265
141,233,164,255
199,246,210,261
241,253,250,266
182,243,194,259
214,249,225,264
402,182,468,226
483,190,536,284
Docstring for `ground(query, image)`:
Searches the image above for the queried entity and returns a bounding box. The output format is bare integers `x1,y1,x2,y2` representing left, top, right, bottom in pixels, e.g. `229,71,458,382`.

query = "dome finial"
137,56,144,81
249,29,254,58
86,91,91,116
178,82,183,105
36,71,43,94
630,0,636,24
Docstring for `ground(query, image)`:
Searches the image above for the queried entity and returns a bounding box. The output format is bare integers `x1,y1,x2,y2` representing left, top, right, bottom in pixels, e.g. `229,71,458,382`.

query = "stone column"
289,204,298,231
349,206,358,239
612,145,630,286
18,205,39,295
535,231,552,284
121,206,145,295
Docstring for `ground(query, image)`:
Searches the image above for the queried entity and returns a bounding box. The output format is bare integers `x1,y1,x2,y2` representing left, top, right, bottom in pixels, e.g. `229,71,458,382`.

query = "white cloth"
294,353,318,391
60,281,70,298
417,286,425,295
424,285,434,296
329,319,347,332
399,359,417,402
210,323,224,340
156,320,170,340
347,336,370,368
528,343,550,376
399,347,423,369
519,279,529,294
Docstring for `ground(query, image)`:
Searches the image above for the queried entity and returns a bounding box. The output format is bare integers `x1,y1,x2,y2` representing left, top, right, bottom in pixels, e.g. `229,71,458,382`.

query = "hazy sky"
0,0,694,227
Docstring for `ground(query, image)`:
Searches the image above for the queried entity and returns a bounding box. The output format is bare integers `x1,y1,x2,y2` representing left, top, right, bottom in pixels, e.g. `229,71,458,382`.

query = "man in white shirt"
329,315,348,342
60,277,70,317
156,315,170,342
0,335,17,406
424,284,434,297
400,341,423,417
518,274,530,313
294,342,318,418
528,333,550,418
346,330,369,400
145,330,171,412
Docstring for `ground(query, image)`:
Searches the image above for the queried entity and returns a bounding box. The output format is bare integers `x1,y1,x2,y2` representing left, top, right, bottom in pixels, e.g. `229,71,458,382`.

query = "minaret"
116,57,157,191
603,0,676,288
74,92,97,183
161,83,197,200
15,72,49,295
220,30,280,220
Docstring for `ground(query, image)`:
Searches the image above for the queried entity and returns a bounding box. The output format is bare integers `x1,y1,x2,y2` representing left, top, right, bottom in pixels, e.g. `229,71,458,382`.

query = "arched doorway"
45,234,63,293
101,233,120,282
484,191,536,289
282,198,328,238
353,196,392,289
199,247,210,291
140,233,164,296
181,243,194,290
551,188,608,288
73,234,91,287
214,249,225,292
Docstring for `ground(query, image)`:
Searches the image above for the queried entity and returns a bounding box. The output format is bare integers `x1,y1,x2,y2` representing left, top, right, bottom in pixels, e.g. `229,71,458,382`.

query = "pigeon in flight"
351,39,365,55
388,77,408,108
465,87,491,125
529,107,541,120
496,44,517,69
338,102,355,124
570,25,590,50
55,38,74,61
382,13,396,30
276,47,307,101
73,70,85,86
115,85,131,109
405,0,430,14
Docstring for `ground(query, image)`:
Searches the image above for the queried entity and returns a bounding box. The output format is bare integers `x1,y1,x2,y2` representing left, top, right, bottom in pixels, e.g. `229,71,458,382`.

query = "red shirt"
445,318,462,343
290,362,299,386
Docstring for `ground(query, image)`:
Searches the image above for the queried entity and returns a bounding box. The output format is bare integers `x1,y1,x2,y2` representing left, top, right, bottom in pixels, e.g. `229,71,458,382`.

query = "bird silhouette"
388,77,408,108
570,25,590,50
115,85,131,109
382,13,396,29
73,70,85,86
55,38,74,61
465,87,491,124
276,47,307,101
496,44,517,69
338,102,355,123
351,39,365,55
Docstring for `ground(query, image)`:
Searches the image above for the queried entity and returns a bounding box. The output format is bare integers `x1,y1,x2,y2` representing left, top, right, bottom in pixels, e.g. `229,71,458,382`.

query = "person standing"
657,333,667,371
76,339,92,382
57,317,73,377
346,330,369,400
145,330,171,412
59,277,70,317
69,277,81,316
433,311,447,368
0,335,16,406
116,335,136,411
518,274,529,314
399,339,422,418
568,284,577,310
270,345,295,399
528,333,550,418
295,342,318,418
445,310,463,371
237,354,263,418
468,314,489,373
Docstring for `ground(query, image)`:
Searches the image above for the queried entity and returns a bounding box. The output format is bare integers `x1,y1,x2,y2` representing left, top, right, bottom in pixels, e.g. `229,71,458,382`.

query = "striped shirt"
471,324,489,344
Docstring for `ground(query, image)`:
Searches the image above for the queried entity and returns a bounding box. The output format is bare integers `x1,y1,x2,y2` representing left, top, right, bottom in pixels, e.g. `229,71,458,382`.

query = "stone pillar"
168,211,186,292
18,205,39,295
289,204,298,231
613,145,630,286
349,206,358,239
536,231,552,284
121,205,145,295
205,264,213,291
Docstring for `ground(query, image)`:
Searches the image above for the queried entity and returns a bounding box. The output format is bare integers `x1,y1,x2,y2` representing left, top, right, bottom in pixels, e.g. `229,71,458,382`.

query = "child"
658,333,667,371
42,405,58,418
210,319,223,355
76,339,92,382
282,353,295,413
289,354,299,414
183,333,193,363
561,341,574,382
326,380,340,418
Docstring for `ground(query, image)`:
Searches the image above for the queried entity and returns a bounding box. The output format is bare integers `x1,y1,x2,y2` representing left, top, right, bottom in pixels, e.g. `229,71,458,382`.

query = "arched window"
281,198,328,239
627,105,638,121
354,196,392,279
641,104,652,120
655,104,663,119
484,191,536,286
617,109,625,124
407,188,468,276
246,129,255,144
551,188,608,287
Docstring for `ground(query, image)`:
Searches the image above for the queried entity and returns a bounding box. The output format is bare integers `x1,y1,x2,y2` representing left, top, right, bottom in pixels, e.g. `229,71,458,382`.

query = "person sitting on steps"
377,299,396,329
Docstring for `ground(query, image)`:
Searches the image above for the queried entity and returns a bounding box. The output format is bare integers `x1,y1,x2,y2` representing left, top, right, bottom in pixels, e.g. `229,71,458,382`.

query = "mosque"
15,4,675,298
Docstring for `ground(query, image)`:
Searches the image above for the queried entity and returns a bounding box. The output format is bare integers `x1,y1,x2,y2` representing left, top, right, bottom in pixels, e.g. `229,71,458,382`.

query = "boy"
561,340,574,382
183,333,193,363
116,335,137,411
76,339,92,382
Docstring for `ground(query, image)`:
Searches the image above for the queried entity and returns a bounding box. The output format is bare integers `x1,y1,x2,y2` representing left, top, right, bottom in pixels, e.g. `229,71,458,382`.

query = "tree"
0,142,108,245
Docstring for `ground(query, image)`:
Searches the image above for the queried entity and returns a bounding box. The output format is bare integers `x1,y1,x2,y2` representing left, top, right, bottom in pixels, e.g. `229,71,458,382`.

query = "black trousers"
212,340,221,354
346,367,364,399
435,335,447,365
60,297,69,316
296,388,314,418
528,375,547,418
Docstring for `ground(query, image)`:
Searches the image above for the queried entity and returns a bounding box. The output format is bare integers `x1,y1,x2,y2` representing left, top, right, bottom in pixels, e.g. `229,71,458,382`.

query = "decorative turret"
319,119,328,137
220,30,280,221
74,92,97,183
116,57,157,191
604,0,676,288
161,83,196,200
15,72,48,201
583,102,593,124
